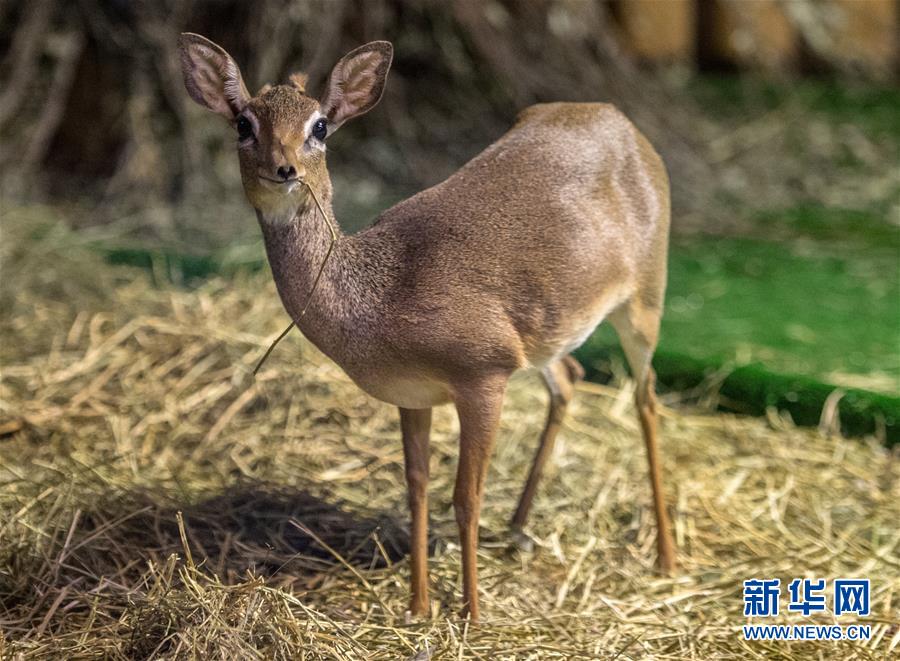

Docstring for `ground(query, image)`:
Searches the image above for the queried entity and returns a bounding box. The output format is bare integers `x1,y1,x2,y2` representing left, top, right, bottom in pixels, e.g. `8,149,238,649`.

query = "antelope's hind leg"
511,355,584,530
609,303,676,572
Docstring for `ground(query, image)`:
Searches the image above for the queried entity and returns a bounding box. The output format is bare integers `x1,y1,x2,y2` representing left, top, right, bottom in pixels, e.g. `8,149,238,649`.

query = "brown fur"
179,33,676,622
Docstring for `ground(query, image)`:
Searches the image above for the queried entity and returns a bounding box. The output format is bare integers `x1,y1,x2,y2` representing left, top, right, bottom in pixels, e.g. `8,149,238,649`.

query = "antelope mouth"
258,175,300,193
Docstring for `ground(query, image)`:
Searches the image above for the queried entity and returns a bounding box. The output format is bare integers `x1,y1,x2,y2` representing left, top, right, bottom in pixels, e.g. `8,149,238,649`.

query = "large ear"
319,41,393,132
179,33,250,121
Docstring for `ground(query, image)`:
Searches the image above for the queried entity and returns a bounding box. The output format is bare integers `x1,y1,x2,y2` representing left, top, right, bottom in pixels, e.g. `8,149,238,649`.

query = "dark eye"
312,118,327,141
236,116,253,141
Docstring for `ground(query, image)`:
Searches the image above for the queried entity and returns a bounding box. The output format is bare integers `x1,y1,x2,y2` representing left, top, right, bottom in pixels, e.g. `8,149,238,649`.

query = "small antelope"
180,34,675,621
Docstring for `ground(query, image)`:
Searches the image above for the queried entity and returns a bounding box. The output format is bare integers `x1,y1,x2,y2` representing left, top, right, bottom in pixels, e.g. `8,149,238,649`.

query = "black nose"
276,165,296,180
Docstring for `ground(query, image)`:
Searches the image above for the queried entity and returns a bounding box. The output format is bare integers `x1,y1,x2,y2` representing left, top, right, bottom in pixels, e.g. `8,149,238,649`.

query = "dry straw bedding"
0,217,898,659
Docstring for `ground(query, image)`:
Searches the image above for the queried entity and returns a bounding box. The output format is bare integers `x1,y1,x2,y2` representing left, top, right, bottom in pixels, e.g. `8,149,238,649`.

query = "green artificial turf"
582,231,898,391
576,220,899,443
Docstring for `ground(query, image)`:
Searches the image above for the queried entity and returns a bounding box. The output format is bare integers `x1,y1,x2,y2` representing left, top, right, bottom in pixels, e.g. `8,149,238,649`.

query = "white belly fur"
353,372,453,409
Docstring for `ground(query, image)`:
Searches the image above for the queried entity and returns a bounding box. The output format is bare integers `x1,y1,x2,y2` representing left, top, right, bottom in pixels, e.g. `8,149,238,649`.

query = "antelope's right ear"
179,33,250,121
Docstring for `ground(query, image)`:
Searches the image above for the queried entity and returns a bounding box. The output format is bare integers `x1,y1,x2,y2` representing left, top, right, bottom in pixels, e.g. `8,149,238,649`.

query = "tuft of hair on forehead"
250,84,319,126
289,72,309,93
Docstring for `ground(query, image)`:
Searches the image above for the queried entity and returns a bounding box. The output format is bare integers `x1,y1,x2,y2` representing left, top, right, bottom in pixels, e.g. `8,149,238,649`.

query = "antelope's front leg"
452,374,508,622
400,407,432,616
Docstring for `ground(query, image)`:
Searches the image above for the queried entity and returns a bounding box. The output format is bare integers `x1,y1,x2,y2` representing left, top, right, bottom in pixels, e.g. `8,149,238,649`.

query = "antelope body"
180,34,676,622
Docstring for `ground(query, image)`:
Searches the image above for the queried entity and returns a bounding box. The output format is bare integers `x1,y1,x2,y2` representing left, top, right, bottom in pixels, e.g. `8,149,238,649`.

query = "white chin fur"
254,186,302,224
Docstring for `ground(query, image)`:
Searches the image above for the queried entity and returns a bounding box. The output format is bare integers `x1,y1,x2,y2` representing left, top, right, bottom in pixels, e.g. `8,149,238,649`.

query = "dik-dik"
180,34,675,621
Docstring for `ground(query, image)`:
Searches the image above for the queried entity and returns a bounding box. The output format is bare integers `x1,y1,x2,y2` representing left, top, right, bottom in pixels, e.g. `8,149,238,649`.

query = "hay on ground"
1,214,898,659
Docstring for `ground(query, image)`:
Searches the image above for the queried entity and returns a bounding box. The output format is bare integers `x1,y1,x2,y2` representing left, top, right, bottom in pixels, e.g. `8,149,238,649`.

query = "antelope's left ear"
319,41,393,133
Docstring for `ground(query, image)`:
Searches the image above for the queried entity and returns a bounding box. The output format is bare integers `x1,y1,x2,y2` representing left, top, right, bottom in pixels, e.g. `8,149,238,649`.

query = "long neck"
257,194,381,365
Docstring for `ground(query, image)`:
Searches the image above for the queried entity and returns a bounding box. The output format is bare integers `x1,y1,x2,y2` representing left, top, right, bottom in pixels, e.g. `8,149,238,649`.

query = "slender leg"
610,305,677,573
400,407,432,616
453,374,508,622
634,367,676,571
512,355,584,528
